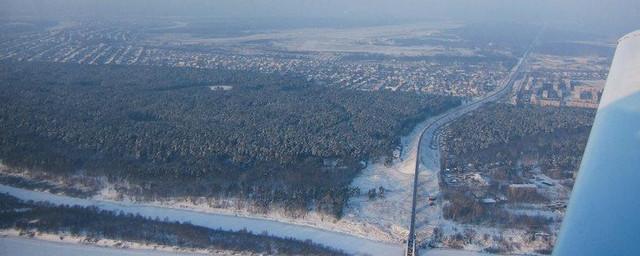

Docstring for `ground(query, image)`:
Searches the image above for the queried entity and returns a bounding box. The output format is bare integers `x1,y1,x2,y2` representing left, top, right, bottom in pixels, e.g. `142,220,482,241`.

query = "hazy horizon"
1,0,639,36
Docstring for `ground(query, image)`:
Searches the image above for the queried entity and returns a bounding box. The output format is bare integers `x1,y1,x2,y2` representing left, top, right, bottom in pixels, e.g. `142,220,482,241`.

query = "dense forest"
440,103,595,227
0,193,346,255
0,61,459,217
442,103,595,178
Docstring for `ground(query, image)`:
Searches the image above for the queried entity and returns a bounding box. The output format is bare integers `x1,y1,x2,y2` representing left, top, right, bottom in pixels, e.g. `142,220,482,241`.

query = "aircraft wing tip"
619,30,640,43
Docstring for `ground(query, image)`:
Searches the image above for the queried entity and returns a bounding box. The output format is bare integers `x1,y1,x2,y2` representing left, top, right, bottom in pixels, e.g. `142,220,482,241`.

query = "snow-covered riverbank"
0,236,207,256
0,184,402,256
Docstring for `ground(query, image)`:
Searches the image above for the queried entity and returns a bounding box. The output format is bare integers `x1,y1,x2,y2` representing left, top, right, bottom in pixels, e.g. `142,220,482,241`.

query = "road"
404,38,538,256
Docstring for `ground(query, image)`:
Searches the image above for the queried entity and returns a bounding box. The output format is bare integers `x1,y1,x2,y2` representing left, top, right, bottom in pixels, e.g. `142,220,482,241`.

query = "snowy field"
344,103,453,243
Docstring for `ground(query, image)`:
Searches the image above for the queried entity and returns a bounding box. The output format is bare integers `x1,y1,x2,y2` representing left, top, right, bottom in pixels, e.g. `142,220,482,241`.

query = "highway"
404,37,538,256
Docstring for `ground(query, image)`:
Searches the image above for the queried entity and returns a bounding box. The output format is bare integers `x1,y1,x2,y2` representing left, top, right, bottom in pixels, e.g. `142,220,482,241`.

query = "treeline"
0,193,346,255
0,61,460,217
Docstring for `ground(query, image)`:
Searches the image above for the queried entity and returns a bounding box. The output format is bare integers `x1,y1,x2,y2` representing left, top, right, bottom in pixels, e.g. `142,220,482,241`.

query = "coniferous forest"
0,61,460,217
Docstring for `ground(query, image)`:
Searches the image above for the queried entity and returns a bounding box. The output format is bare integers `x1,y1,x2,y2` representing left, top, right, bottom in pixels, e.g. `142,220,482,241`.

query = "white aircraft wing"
554,30,640,255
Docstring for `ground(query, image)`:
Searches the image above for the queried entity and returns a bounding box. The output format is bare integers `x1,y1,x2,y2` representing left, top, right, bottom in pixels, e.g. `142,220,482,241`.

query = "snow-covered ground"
0,184,401,256
89,179,403,244
424,249,492,256
345,110,441,242
344,104,454,244
0,236,208,256
344,73,511,245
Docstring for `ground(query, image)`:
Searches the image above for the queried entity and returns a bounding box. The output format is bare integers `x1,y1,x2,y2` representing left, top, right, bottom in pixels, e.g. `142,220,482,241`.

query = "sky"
1,0,638,36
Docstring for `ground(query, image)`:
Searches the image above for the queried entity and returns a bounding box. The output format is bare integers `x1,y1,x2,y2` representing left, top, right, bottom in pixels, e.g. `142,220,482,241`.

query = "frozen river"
0,184,402,256
0,237,206,256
